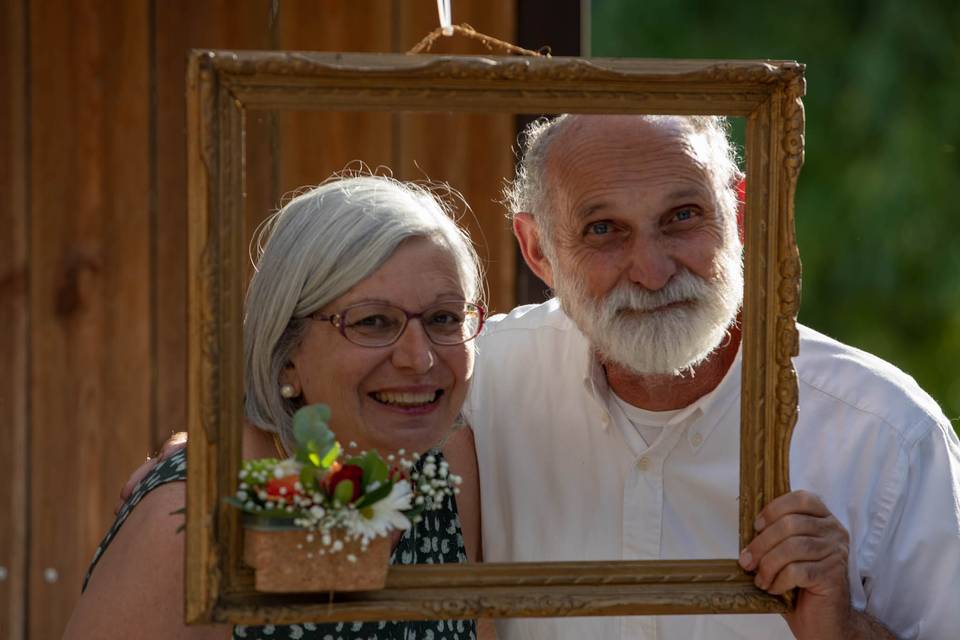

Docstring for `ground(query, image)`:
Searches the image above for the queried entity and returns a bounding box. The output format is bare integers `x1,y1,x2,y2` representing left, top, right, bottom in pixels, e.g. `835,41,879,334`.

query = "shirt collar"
683,345,742,451
580,329,744,444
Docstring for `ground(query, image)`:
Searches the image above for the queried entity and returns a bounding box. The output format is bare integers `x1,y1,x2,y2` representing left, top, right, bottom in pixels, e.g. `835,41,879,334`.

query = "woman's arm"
63,481,229,640
440,424,481,564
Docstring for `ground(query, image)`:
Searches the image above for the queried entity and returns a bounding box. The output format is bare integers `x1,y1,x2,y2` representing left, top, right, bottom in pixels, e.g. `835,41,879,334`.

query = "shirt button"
637,457,650,471
601,412,610,426
691,433,704,447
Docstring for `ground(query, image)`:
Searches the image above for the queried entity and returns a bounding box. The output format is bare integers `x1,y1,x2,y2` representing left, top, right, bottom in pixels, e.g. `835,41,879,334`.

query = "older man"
462,114,960,639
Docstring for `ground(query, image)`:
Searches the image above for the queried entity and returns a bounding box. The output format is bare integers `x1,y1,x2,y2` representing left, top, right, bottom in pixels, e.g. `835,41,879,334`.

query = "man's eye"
586,221,612,236
673,207,697,222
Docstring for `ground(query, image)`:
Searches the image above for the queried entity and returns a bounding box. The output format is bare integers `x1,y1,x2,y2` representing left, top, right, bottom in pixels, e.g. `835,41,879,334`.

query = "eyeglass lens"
341,302,482,346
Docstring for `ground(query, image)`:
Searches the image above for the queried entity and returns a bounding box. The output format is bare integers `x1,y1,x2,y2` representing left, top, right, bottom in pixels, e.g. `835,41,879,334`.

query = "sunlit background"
592,0,960,431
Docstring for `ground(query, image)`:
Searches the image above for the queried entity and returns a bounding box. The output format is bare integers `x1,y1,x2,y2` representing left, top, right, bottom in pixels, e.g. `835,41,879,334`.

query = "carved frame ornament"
185,51,805,624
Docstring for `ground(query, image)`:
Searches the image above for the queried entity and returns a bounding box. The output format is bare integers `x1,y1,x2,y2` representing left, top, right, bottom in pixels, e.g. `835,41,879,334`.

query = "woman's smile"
369,387,445,414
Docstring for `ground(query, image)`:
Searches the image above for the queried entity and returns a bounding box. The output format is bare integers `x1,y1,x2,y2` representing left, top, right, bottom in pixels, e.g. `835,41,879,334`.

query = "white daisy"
348,481,413,541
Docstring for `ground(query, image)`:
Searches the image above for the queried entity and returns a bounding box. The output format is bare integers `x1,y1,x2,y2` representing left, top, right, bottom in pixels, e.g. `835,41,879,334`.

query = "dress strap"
433,414,467,451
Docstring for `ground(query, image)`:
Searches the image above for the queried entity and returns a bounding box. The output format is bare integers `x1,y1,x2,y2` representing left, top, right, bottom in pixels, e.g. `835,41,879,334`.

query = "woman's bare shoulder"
63,482,229,639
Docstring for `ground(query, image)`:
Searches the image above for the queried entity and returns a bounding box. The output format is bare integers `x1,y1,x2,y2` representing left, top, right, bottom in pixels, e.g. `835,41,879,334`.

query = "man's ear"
513,212,554,289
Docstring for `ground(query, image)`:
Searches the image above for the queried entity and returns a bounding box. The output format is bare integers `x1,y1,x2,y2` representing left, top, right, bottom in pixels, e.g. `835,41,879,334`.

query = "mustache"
601,270,713,315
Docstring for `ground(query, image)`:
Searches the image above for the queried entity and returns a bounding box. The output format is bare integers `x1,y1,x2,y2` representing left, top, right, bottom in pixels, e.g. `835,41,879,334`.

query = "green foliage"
355,481,393,510
333,479,357,505
592,0,960,433
348,451,390,490
293,404,339,471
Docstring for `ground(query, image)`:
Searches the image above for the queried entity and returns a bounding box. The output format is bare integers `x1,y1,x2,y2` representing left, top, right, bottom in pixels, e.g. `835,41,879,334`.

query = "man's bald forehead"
543,115,702,182
553,114,688,140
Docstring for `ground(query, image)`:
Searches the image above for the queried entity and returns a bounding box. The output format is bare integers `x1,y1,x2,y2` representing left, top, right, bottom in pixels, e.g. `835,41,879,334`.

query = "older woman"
64,175,486,640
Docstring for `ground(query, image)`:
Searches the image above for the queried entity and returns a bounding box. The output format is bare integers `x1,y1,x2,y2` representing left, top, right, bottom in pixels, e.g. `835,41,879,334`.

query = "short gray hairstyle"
244,175,484,452
503,114,743,245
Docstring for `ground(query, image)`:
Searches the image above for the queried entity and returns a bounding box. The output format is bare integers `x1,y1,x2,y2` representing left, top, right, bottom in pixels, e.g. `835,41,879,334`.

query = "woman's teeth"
371,390,440,407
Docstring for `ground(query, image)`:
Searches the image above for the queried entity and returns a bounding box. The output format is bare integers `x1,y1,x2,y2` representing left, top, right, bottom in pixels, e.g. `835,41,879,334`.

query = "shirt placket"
620,420,690,640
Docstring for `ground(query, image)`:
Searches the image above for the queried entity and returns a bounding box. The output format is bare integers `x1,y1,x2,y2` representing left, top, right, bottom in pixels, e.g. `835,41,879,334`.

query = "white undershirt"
609,393,686,449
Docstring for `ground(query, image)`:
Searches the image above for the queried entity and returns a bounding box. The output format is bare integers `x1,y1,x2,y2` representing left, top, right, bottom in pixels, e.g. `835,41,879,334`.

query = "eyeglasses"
311,301,485,348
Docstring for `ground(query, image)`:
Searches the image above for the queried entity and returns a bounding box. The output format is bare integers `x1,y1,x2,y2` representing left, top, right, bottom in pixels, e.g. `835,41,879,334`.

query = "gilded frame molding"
185,51,804,624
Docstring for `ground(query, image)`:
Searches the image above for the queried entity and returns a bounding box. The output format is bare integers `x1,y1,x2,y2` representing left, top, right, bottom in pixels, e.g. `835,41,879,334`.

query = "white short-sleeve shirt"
462,299,960,640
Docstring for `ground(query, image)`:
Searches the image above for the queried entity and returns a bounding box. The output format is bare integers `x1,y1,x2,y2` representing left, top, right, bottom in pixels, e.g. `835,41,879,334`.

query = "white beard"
552,236,744,376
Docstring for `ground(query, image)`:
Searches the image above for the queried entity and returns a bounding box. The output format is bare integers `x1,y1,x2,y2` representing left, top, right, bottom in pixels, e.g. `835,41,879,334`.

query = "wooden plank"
397,0,518,313
515,0,582,306
271,0,395,238
153,0,276,450
0,0,29,637
393,108,517,314
27,1,152,637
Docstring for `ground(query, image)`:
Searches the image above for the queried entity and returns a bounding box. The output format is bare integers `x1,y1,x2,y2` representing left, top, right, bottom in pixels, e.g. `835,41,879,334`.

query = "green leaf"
354,480,393,510
224,497,247,510
348,451,389,489
224,497,291,518
299,466,318,493
320,441,341,468
333,479,356,505
294,403,331,427
292,404,338,470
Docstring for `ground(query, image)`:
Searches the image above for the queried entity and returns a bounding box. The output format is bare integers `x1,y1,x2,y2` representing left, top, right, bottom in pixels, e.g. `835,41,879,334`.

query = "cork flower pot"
243,519,391,593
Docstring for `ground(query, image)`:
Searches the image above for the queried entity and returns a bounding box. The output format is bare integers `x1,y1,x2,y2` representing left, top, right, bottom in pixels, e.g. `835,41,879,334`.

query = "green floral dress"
83,448,477,640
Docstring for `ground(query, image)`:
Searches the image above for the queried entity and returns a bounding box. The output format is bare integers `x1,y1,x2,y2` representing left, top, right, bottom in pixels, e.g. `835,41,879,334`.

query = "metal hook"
436,0,453,36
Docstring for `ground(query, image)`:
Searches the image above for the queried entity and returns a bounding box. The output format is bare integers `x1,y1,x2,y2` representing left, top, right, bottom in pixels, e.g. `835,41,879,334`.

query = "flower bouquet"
229,404,461,592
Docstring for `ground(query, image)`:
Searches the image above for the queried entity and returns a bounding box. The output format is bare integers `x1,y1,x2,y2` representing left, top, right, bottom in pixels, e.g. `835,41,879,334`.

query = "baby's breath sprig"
228,404,462,557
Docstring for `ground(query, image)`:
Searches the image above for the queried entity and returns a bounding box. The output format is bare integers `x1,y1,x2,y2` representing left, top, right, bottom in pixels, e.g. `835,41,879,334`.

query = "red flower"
325,463,364,503
265,474,300,504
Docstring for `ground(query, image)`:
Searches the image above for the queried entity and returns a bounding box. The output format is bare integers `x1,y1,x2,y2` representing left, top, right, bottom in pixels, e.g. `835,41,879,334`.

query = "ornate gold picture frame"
185,51,804,624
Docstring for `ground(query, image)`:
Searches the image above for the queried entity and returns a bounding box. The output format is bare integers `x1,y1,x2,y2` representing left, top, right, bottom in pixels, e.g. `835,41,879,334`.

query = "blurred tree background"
592,0,960,434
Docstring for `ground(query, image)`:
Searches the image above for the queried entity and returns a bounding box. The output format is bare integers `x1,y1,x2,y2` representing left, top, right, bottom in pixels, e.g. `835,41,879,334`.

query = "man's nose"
626,236,677,291
390,319,436,373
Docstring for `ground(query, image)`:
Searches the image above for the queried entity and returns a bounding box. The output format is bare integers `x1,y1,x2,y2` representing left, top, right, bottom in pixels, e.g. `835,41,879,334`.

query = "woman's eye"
428,311,462,326
352,314,391,328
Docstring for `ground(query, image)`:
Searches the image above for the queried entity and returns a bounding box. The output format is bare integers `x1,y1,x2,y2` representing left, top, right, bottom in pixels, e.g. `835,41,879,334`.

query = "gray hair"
502,114,743,246
244,175,484,452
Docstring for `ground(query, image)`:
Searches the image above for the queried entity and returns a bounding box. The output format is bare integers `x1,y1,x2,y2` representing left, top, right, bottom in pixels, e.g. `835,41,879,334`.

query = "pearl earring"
280,384,297,399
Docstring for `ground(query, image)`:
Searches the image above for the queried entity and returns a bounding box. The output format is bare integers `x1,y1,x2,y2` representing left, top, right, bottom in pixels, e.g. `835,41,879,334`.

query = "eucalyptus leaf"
292,404,337,469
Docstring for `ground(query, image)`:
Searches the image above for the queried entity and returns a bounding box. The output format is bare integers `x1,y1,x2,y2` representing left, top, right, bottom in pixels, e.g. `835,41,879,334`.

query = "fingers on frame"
757,490,830,530
745,513,827,567
754,535,848,593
